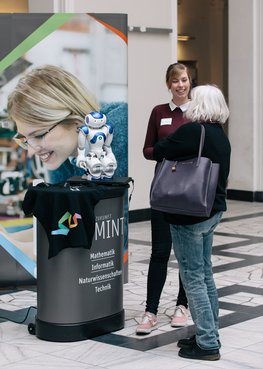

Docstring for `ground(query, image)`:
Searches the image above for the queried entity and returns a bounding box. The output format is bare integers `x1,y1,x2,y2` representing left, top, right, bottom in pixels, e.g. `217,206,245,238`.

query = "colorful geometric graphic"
51,212,82,236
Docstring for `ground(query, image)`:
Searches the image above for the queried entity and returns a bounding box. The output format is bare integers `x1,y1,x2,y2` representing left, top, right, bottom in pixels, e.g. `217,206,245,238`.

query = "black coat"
153,122,231,225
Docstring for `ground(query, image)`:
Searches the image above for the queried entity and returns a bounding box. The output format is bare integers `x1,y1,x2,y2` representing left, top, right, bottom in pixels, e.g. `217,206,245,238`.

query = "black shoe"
178,342,220,361
178,335,221,349
177,335,195,348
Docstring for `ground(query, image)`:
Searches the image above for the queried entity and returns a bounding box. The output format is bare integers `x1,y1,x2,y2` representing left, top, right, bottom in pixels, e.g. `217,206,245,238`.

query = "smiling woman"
7,64,100,171
12,120,79,170
137,62,192,336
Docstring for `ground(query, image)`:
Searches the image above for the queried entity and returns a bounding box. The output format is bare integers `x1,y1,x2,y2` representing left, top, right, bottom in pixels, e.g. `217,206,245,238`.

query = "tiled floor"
0,199,263,368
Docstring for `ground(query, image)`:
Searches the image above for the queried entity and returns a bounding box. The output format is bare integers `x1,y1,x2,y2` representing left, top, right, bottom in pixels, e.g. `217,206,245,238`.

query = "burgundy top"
143,102,190,160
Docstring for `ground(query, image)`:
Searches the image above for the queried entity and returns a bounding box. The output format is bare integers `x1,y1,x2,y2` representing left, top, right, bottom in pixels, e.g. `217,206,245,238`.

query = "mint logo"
51,211,82,236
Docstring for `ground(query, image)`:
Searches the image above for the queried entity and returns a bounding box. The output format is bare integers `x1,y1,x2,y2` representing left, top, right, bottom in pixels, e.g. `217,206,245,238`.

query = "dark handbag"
150,125,220,217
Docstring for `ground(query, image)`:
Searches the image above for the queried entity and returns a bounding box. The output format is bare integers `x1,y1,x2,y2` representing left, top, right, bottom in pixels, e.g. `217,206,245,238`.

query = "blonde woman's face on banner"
15,120,79,171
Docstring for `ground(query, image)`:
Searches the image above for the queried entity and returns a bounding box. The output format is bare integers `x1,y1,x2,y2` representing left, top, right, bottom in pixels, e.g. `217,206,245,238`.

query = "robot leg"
83,153,103,180
100,152,117,179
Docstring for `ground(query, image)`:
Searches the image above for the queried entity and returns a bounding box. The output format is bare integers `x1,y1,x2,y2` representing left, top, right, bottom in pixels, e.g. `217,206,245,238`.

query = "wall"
177,0,227,90
0,0,28,12
228,0,263,199
29,0,177,212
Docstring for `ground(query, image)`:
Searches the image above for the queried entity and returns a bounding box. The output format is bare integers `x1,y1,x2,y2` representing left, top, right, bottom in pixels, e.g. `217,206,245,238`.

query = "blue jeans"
170,212,223,350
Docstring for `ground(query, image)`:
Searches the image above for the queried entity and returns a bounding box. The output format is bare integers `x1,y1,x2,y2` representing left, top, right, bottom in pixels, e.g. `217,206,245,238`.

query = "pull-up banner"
0,13,128,287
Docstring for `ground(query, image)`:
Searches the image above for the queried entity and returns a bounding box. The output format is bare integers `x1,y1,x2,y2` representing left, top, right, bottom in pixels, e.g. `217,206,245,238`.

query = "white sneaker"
136,312,157,335
171,305,189,327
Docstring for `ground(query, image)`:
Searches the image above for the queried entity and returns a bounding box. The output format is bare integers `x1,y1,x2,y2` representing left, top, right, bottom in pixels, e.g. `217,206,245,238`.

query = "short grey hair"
185,84,229,124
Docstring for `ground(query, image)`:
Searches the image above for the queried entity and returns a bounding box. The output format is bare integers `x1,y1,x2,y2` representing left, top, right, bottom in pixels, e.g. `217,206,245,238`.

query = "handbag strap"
171,125,205,169
196,125,205,166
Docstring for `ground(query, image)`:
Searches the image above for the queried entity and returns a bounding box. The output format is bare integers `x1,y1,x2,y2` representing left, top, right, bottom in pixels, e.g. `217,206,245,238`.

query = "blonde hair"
185,84,229,124
7,64,100,127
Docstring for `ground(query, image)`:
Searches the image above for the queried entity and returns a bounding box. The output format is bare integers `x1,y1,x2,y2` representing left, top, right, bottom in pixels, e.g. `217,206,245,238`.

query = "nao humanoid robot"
75,111,117,180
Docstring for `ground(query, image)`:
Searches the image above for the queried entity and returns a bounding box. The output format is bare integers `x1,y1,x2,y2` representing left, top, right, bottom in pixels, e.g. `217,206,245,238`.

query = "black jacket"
153,122,231,225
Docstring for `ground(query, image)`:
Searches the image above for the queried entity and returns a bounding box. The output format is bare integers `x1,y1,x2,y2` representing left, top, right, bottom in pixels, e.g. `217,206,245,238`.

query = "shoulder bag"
150,125,219,217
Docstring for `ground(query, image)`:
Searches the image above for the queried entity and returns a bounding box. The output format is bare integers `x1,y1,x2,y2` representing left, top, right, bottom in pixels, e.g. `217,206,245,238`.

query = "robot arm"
103,124,114,155
76,125,90,169
101,124,117,177
104,124,113,145
78,125,88,150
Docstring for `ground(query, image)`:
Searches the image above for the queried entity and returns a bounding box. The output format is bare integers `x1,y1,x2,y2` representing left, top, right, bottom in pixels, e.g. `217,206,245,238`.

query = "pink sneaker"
136,312,157,335
171,305,188,327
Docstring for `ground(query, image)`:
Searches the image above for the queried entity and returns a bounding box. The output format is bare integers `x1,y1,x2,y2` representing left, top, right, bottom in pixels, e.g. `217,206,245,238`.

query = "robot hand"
103,145,113,155
76,149,88,170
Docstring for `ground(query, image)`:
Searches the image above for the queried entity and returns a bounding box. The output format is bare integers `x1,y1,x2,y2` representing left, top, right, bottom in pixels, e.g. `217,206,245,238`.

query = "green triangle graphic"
0,14,53,61
0,13,75,73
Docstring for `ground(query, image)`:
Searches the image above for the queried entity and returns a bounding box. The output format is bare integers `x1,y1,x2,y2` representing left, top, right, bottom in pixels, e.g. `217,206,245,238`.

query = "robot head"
85,111,106,128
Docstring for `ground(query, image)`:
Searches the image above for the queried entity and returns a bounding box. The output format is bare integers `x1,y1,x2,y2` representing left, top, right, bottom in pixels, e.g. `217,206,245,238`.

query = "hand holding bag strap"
196,125,205,167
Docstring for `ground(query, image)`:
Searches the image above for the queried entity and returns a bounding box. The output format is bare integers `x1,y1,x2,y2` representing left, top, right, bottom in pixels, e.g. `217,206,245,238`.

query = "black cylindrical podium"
23,181,128,342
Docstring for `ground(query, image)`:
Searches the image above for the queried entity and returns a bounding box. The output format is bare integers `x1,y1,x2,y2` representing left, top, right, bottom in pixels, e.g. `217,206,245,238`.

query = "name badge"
160,118,172,126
